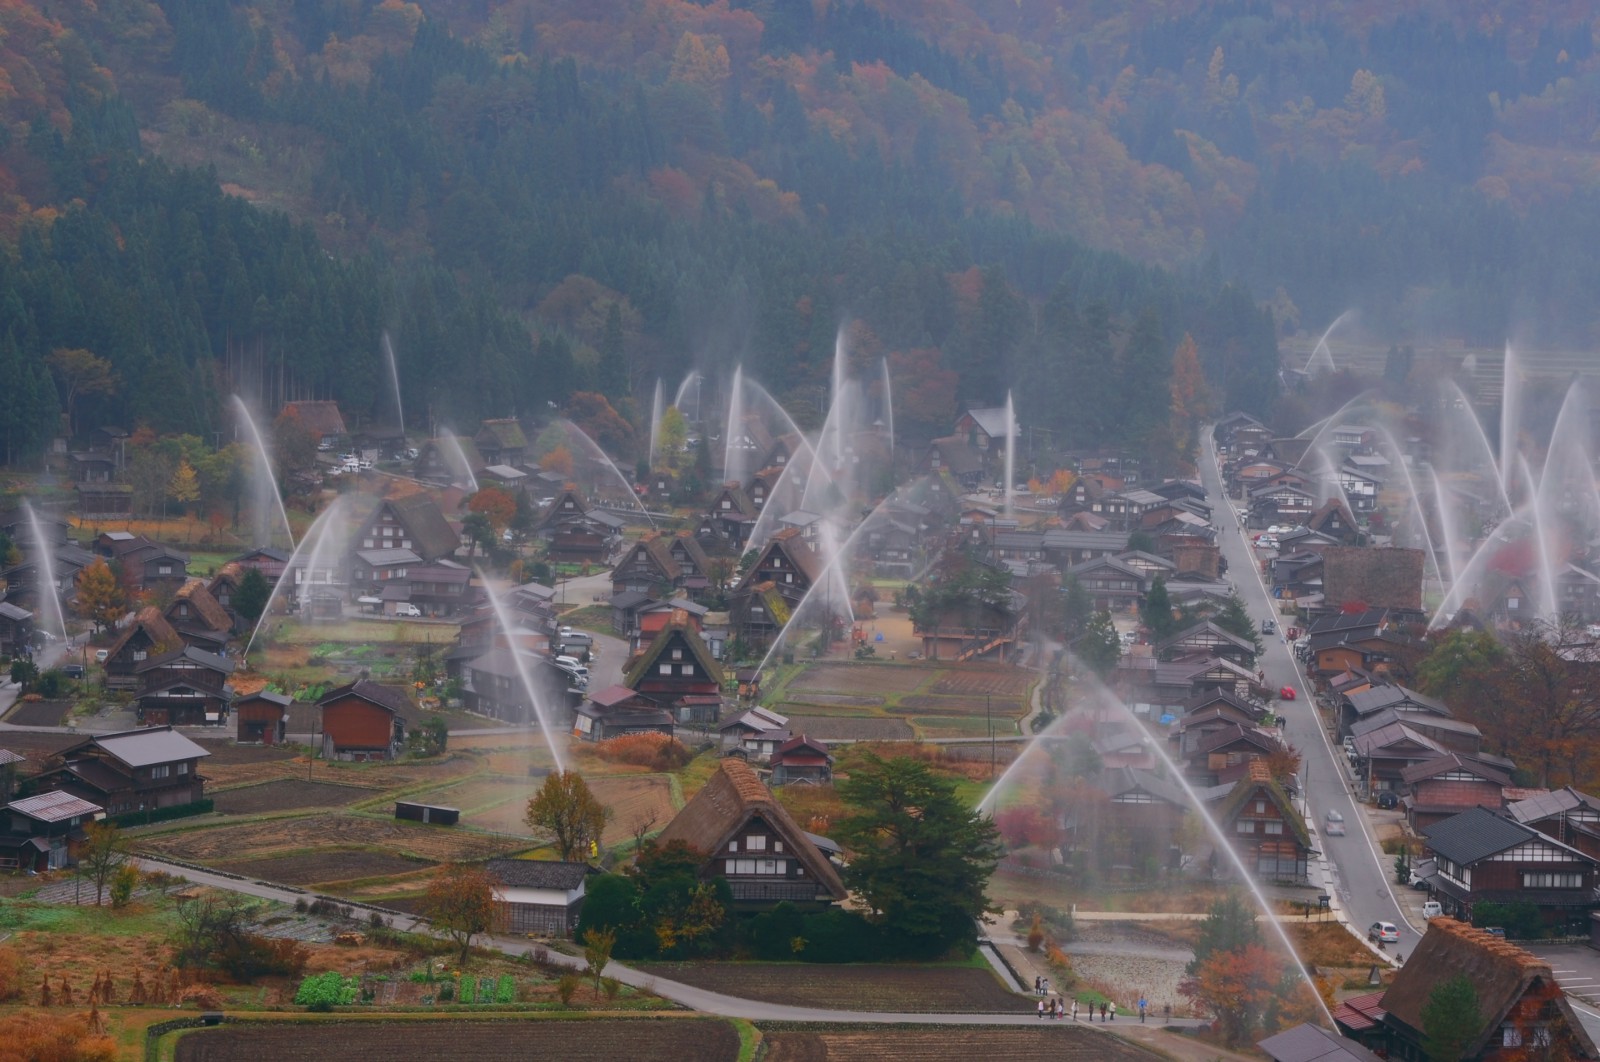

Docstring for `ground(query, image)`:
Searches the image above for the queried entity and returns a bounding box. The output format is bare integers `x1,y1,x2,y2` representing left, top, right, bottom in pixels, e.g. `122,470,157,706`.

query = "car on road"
1422,901,1443,921
392,603,422,618
1261,619,1277,634
94,649,109,663
1368,921,1400,944
1278,685,1296,700
1324,809,1346,836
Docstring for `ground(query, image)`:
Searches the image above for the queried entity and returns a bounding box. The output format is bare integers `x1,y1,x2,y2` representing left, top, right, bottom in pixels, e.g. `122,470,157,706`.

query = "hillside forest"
2,1,1598,461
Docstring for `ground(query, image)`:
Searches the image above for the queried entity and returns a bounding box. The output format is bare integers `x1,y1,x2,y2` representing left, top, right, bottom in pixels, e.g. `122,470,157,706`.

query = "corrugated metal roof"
8,790,102,822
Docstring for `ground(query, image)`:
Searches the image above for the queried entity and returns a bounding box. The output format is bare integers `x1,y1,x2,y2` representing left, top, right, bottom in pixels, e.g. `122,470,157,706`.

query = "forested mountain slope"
1,1,1594,458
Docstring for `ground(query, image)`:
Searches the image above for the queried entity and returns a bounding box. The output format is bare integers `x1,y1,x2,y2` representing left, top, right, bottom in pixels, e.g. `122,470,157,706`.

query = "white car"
1422,901,1442,920
392,604,422,618
1368,921,1400,944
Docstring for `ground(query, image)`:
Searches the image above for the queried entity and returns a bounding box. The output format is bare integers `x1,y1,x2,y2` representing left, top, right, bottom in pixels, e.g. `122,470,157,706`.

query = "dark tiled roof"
485,857,592,890
318,679,413,715
1423,806,1536,865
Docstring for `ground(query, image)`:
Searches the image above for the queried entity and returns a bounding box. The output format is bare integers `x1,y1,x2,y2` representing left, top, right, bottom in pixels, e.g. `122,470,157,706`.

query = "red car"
1278,686,1297,700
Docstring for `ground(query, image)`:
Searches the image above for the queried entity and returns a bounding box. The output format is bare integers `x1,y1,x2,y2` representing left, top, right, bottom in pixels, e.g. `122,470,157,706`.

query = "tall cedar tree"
1078,611,1122,678
231,568,271,623
834,754,1002,957
1141,576,1176,640
525,770,610,861
421,863,497,967
1215,592,1263,656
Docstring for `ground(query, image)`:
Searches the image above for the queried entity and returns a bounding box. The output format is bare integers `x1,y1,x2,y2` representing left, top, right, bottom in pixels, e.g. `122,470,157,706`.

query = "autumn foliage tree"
467,487,516,532
525,770,611,862
1181,943,1283,1046
420,863,498,968
540,445,575,477
76,560,125,633
46,348,118,437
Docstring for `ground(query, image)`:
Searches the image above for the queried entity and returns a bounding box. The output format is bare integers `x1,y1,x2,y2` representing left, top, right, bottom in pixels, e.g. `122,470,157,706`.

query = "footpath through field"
131,853,1232,1052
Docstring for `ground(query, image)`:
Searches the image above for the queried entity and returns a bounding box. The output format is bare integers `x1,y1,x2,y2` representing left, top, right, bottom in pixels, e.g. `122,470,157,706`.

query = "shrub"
594,731,692,770
556,973,581,1006
458,976,475,1004
108,864,140,909
0,1011,115,1062
294,972,356,1011
601,976,621,1000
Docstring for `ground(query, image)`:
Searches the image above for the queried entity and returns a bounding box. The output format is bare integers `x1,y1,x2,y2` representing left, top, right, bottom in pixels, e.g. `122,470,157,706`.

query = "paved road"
1199,428,1422,956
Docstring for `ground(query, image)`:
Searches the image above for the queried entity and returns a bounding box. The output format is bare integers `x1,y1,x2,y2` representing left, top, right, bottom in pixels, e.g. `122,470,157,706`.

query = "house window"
672,649,683,660
745,835,767,851
178,763,189,775
1264,821,1283,835
364,539,375,549
683,664,695,676
1254,801,1266,813
727,841,737,852
721,499,731,510
158,564,172,575
1235,821,1254,834
1508,597,1520,609
150,765,170,779
1522,872,1583,889
659,664,672,676
133,650,146,661
773,841,783,853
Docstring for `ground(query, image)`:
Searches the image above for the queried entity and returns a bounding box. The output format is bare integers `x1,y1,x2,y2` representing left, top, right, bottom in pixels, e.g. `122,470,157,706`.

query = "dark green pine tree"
1118,307,1171,446
1079,610,1122,678
597,302,628,400
834,754,1003,958
1141,575,1176,640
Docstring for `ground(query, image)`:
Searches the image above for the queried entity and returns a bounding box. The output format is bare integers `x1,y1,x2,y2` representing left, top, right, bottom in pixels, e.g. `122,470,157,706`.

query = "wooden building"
37,727,209,816
317,680,409,761
234,689,292,745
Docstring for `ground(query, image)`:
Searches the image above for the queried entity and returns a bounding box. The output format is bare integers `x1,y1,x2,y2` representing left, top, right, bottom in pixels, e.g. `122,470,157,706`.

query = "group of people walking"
1032,978,1166,1025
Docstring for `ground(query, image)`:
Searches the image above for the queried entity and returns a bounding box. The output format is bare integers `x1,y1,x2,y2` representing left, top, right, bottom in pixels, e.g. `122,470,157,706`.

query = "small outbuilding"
485,858,593,938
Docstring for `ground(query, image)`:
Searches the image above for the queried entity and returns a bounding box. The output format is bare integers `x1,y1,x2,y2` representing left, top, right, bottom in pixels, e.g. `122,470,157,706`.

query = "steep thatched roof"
624,621,724,689
655,758,845,900
167,578,234,634
1380,918,1598,1058
105,607,181,660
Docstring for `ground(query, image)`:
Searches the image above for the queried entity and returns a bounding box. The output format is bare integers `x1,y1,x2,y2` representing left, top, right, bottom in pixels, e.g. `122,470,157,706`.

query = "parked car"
1368,921,1399,944
1324,809,1346,836
94,649,110,663
1409,870,1431,890
404,447,419,460
1376,791,1400,810
61,663,86,680
1484,926,1506,938
1422,901,1442,921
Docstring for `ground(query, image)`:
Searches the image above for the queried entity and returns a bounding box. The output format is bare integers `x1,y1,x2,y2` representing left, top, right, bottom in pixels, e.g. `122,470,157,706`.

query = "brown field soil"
898,694,1024,716
212,848,428,885
930,670,1035,697
788,664,928,695
212,781,372,815
4,699,73,726
588,775,679,846
783,692,885,709
641,963,1021,1012
138,813,526,865
412,777,538,813
0,731,81,760
174,1018,739,1062
912,716,1004,738
194,742,299,765
782,715,913,741
762,1026,1158,1061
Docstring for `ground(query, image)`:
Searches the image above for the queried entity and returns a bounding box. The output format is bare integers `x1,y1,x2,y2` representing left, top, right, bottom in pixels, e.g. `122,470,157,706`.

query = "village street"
1200,428,1421,957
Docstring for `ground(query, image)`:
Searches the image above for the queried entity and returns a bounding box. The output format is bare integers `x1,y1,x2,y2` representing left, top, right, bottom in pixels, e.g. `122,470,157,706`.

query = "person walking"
1038,999,1045,1019
1109,1001,1117,1022
1033,976,1041,995
1163,1002,1171,1024
1041,976,1050,996
1100,1003,1107,1022
1138,997,1147,1023
1071,999,1078,1022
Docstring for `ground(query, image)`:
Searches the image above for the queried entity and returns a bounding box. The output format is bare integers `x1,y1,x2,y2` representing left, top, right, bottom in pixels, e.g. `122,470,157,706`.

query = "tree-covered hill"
2,1,1596,458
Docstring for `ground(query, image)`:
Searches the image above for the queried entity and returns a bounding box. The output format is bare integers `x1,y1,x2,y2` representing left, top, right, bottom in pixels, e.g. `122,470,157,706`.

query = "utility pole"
987,693,995,779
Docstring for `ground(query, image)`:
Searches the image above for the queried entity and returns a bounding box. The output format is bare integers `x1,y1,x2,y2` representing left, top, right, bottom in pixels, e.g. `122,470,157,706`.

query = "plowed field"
174,1018,738,1061
761,1026,1156,1061
641,963,1021,1012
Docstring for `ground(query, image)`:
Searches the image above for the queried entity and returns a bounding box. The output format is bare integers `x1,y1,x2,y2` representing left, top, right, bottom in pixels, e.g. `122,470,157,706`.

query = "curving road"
1199,428,1422,956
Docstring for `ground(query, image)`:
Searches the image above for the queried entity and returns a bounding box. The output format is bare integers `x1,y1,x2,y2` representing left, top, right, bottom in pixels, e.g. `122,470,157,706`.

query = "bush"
797,909,881,963
0,944,23,1001
1473,901,1543,940
109,864,140,909
294,972,356,1011
556,973,581,1006
746,902,807,960
594,732,691,771
495,975,515,1003
601,976,621,1001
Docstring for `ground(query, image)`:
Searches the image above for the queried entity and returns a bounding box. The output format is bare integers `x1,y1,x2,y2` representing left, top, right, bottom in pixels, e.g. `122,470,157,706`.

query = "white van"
393,603,421,618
